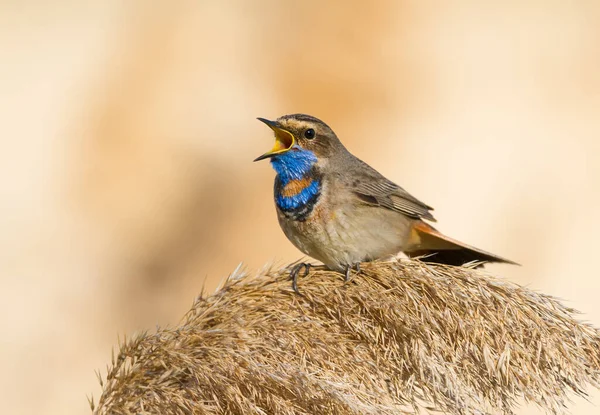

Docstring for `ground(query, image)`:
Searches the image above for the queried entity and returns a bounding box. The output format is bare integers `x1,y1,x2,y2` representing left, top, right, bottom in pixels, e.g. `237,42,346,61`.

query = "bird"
255,114,516,291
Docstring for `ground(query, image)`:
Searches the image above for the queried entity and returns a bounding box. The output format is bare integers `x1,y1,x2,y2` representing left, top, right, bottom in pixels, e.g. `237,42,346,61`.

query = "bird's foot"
344,262,361,282
289,263,311,294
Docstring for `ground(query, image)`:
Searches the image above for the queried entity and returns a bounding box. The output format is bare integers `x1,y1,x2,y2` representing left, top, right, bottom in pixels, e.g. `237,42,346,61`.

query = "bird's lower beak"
254,118,296,162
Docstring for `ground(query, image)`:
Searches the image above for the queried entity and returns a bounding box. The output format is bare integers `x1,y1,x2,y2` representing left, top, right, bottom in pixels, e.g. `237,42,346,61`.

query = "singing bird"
255,114,516,291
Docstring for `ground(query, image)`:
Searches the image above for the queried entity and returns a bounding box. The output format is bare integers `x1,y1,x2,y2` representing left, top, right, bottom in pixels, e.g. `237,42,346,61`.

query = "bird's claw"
289,263,311,294
344,262,361,282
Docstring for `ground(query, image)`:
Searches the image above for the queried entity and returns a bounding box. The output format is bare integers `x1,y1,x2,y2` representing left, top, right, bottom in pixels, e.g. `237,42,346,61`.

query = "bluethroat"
255,114,516,291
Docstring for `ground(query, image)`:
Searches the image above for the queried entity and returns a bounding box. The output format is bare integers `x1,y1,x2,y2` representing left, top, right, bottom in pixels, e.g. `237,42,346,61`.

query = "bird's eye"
304,128,315,139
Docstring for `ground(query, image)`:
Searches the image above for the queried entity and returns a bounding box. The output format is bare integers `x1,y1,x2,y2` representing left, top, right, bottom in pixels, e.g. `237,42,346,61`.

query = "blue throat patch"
276,180,320,211
271,148,321,218
270,147,318,184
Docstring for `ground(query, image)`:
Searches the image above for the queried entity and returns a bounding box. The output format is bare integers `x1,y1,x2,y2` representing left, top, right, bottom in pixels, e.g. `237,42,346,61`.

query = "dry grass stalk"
92,259,600,414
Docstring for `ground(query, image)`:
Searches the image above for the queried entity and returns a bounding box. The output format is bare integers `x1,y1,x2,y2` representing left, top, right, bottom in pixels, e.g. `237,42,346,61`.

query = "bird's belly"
278,202,413,271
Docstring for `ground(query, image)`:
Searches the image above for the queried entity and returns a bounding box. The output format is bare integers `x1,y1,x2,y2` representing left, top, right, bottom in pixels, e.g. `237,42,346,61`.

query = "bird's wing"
350,160,436,222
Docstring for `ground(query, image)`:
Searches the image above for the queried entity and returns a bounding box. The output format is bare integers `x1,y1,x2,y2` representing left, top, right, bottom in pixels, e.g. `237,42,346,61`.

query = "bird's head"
254,114,344,163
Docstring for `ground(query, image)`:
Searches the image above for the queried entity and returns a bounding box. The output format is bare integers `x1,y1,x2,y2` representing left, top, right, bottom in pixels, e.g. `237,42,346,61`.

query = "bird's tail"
406,222,518,267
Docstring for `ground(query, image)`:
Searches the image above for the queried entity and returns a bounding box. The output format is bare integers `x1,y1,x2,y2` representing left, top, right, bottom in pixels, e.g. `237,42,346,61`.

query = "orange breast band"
281,177,314,197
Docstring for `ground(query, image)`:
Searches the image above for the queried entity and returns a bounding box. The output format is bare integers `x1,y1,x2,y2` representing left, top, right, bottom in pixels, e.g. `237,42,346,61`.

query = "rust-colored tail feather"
407,222,518,267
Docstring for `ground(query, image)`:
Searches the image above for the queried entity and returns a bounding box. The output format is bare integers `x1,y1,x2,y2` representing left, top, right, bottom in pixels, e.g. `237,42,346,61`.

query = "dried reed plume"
92,259,600,414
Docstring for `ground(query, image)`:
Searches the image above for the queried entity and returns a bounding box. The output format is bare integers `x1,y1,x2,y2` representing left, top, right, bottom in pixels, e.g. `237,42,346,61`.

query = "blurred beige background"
1,1,599,414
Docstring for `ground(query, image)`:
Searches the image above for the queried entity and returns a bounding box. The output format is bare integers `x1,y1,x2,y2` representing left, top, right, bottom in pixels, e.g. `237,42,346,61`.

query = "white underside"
279,201,413,271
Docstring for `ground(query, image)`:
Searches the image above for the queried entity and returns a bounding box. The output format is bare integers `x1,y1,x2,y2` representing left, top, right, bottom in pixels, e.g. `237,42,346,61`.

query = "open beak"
254,118,296,161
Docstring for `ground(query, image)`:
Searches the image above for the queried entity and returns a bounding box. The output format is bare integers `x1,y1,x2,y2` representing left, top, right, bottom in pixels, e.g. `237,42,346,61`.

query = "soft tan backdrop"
1,1,599,414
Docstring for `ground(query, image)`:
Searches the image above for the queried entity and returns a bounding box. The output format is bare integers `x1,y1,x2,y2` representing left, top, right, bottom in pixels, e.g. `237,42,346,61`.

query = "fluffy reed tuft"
92,259,600,414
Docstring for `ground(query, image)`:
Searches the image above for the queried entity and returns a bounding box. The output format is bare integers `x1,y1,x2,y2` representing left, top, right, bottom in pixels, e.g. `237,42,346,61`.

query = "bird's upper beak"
254,118,296,162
